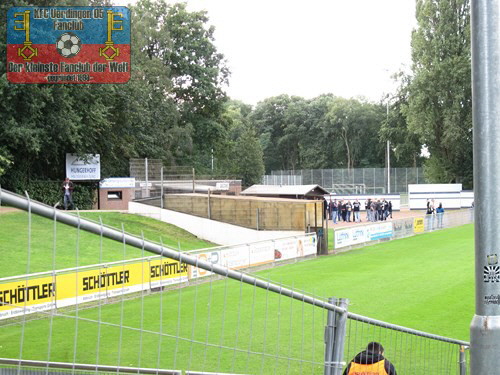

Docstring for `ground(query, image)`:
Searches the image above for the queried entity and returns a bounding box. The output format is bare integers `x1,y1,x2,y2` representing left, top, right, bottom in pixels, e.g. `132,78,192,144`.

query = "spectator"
365,199,371,221
376,199,383,221
61,177,74,210
346,200,352,222
388,201,393,219
383,199,389,220
343,342,397,375
436,202,444,228
426,199,434,215
370,199,376,222
332,199,338,224
341,201,347,222
353,199,361,222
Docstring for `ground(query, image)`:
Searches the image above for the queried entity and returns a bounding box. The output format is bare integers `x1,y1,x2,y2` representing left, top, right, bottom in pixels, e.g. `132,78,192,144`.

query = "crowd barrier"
333,208,474,250
0,233,317,320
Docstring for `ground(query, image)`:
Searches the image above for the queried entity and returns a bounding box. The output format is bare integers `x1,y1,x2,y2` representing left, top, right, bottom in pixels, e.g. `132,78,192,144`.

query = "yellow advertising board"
56,261,146,300
0,256,188,319
0,275,55,312
149,258,188,286
414,217,425,233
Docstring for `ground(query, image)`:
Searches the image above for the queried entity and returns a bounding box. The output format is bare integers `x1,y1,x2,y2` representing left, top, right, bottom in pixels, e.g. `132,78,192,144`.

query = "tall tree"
0,0,230,193
326,98,385,169
407,0,472,186
380,72,424,168
233,127,265,187
250,95,304,172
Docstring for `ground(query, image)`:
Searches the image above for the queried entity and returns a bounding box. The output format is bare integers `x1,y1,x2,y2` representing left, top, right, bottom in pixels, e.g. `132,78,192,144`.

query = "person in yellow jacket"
343,342,397,375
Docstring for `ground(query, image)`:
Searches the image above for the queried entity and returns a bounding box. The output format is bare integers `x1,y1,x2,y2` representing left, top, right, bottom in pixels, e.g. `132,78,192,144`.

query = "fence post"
256,208,259,230
331,298,349,375
145,157,149,198
192,168,195,193
160,166,164,209
459,345,467,375
207,188,211,220
324,297,336,375
324,298,349,375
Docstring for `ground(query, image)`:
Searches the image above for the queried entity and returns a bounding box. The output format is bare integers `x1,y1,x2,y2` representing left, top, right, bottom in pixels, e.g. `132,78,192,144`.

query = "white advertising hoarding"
66,153,101,180
335,222,393,249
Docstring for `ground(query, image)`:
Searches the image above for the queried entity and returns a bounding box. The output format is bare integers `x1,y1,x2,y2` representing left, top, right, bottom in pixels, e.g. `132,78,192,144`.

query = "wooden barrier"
163,193,323,231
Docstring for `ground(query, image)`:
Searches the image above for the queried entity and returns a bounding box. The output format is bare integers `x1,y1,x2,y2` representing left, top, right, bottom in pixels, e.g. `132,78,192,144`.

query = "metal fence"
129,159,242,199
330,208,474,252
0,188,469,374
264,168,427,194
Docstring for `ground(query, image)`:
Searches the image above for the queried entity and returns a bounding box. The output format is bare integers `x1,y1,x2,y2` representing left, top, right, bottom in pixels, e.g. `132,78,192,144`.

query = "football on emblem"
56,32,82,58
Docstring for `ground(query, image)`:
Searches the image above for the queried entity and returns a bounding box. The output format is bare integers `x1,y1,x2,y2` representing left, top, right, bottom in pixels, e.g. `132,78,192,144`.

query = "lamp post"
386,97,391,194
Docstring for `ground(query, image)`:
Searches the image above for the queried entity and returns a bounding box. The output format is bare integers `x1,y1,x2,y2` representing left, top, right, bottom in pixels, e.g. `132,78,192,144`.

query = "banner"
7,6,131,84
367,222,393,241
0,234,317,319
249,242,274,267
0,275,56,319
0,257,187,319
220,245,249,269
272,236,316,261
188,250,221,279
334,222,393,249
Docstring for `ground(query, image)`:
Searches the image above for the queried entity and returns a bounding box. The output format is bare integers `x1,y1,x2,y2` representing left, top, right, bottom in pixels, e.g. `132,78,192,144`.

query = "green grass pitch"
0,211,474,373
0,211,215,277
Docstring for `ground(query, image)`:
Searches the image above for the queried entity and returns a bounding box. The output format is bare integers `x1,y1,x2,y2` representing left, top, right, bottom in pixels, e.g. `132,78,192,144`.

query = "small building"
99,177,136,210
241,184,330,200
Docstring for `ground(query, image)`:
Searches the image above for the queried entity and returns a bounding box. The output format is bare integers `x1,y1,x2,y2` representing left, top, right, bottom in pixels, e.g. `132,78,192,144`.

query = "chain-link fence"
129,159,242,199
263,168,427,194
0,189,469,374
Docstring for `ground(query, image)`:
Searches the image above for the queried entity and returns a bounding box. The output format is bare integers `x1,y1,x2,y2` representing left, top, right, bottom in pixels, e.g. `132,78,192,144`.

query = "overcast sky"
116,0,417,105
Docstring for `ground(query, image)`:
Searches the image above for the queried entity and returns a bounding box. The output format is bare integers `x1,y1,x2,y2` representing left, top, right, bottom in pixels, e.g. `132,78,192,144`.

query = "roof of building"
240,184,329,197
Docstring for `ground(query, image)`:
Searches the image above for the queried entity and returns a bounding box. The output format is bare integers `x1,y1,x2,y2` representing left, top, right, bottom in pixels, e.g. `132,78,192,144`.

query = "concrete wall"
129,201,304,246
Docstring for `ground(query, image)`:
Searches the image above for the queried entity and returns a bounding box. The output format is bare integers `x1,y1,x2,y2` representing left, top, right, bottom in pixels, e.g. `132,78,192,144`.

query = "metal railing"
0,188,469,374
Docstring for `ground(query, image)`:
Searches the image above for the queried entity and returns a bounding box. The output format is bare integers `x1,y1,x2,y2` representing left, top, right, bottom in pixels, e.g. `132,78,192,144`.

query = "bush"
10,180,97,210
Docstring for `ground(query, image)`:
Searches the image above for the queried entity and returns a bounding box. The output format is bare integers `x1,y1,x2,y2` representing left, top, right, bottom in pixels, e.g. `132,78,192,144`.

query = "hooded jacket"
343,349,397,375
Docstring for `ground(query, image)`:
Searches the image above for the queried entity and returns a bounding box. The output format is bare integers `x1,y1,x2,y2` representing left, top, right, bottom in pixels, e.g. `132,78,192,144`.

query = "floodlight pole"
386,99,390,194
470,1,500,373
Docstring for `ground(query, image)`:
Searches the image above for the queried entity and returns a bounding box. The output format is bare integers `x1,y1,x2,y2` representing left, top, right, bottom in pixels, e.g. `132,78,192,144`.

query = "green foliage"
406,0,472,187
233,127,265,187
250,94,387,172
9,180,96,209
380,72,424,168
326,97,385,169
0,0,229,189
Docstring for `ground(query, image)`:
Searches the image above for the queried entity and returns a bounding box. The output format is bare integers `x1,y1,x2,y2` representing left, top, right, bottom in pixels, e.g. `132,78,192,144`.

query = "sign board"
414,217,425,233
66,153,100,180
215,182,230,191
7,6,131,84
99,177,135,189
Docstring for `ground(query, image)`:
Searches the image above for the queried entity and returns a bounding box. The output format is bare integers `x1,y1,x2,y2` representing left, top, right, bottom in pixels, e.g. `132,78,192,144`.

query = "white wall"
408,184,473,209
460,191,474,208
128,202,304,246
